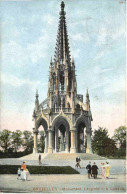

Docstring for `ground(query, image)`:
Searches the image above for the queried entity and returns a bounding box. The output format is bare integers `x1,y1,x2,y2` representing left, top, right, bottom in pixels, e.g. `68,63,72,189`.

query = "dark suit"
86,164,92,178
92,165,98,179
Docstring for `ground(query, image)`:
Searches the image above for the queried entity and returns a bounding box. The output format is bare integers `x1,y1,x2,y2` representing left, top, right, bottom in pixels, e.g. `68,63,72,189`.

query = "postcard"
0,0,126,193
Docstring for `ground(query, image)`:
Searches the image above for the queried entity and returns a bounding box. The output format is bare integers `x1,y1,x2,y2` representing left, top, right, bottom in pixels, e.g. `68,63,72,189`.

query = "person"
17,168,21,180
75,157,81,168
21,168,26,181
21,161,26,170
86,162,92,178
101,163,106,179
38,154,42,165
105,162,110,179
75,157,78,167
25,168,30,180
91,162,98,179
77,157,81,168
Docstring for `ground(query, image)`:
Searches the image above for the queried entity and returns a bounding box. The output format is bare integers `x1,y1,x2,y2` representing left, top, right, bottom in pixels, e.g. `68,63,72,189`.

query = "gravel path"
0,174,126,193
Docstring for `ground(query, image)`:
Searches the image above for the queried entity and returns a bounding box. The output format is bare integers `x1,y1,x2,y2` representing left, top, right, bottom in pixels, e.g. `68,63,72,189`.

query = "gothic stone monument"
32,1,93,154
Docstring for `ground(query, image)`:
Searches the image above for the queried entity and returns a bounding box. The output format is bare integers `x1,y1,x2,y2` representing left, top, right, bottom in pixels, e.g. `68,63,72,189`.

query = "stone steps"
44,153,106,161
19,153,48,161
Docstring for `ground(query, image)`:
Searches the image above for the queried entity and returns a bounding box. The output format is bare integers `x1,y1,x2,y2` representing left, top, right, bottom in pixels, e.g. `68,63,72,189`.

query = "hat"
23,161,26,163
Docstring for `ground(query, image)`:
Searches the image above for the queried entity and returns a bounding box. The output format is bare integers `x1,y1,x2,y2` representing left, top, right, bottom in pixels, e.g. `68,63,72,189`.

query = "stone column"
86,132,92,154
44,131,48,153
55,128,59,152
65,130,69,152
70,127,76,153
48,128,53,153
60,132,64,151
75,130,78,152
33,129,38,153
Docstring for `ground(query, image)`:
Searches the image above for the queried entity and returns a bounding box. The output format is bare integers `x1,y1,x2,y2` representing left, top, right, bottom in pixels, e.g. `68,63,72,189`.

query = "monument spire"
54,1,71,65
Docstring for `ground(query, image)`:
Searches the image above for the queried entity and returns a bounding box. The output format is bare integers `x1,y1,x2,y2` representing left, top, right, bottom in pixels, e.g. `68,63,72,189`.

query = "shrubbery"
0,165,79,174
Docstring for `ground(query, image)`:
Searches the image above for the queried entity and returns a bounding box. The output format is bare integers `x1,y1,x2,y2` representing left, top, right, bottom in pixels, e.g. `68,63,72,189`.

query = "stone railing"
51,108,72,113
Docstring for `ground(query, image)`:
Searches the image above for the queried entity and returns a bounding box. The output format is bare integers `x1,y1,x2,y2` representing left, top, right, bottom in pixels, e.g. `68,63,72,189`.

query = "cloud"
1,74,40,87
71,48,80,58
2,30,53,67
94,51,105,60
42,14,57,25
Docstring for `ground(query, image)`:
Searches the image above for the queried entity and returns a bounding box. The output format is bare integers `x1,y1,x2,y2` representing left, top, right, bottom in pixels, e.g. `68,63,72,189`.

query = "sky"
0,0,126,137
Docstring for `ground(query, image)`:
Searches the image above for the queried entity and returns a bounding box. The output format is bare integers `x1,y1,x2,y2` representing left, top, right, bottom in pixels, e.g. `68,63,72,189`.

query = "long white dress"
21,170,26,181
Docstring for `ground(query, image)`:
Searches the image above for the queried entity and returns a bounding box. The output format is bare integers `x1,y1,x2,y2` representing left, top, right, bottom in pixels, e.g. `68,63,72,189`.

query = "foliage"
113,126,126,146
23,131,34,152
92,127,117,157
0,129,12,153
11,130,23,152
38,131,45,153
112,126,126,156
0,129,34,158
0,165,79,174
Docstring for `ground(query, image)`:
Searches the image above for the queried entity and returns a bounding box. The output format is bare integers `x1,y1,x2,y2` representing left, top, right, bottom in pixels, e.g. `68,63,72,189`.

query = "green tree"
12,130,23,152
38,131,45,153
92,127,116,157
0,129,12,152
23,131,34,152
113,126,126,147
113,126,126,156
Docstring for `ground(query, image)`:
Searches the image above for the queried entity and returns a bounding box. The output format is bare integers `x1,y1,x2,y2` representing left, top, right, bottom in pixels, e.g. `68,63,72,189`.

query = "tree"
38,131,45,153
0,129,12,152
113,126,126,147
11,130,23,152
113,126,126,156
92,127,116,157
23,131,34,153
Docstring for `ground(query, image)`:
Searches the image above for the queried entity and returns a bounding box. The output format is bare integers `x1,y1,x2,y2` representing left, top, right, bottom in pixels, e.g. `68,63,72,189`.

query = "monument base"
70,148,77,153
33,148,38,154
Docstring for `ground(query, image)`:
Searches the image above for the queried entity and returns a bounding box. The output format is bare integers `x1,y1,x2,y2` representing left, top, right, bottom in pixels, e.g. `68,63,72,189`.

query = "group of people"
75,158,110,179
86,161,110,179
17,161,30,181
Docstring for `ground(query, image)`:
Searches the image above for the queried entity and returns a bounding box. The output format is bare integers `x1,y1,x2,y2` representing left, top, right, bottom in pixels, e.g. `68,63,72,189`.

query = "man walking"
38,154,42,165
86,162,92,178
92,162,98,179
75,157,81,168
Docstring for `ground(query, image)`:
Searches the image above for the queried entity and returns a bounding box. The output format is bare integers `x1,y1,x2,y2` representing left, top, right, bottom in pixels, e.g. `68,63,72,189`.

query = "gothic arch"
36,117,48,131
75,115,89,130
52,116,70,131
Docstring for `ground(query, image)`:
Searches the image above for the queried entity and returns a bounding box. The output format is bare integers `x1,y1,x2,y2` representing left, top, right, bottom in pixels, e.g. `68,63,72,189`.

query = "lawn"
0,165,79,174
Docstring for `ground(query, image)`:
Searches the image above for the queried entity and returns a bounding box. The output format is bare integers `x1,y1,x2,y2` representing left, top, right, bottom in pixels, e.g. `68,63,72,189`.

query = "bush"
0,165,79,174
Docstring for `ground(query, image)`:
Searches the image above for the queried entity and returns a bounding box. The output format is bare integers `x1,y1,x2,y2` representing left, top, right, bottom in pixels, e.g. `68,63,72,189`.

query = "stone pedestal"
70,128,76,153
48,129,53,153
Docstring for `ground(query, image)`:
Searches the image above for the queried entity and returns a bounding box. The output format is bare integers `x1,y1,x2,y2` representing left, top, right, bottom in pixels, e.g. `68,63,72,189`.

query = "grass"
0,165,79,174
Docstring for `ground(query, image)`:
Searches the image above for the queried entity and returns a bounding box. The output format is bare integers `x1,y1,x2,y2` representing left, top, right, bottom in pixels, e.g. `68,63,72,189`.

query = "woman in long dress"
101,163,106,179
21,168,26,181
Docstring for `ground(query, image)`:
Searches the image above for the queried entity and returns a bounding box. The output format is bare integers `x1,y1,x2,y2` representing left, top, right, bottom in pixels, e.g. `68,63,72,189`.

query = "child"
17,168,21,180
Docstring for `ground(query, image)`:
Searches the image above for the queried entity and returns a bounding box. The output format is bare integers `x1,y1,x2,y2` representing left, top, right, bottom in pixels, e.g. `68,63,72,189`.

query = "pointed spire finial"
36,89,38,98
61,1,65,11
50,56,52,64
86,88,89,97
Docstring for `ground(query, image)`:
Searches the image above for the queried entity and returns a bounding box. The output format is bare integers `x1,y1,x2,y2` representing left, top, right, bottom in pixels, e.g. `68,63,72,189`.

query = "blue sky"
0,0,126,136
